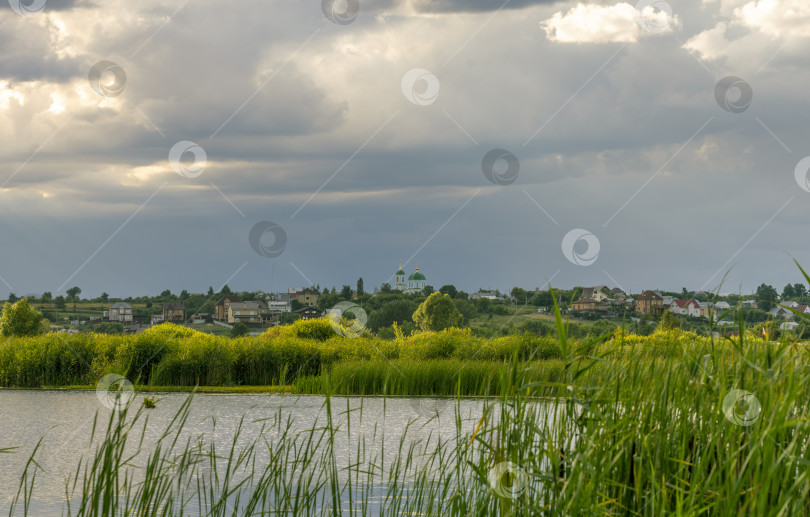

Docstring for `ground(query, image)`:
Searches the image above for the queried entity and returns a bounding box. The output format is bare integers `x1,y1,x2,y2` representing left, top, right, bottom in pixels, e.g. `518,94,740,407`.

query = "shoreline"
0,385,469,398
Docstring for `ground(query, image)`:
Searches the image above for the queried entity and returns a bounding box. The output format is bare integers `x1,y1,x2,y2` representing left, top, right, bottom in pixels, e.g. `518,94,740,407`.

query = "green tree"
208,286,215,296
366,299,418,332
794,283,807,299
7,293,18,303
756,283,778,311
412,292,462,332
356,278,364,297
659,310,680,331
782,284,795,300
0,299,45,337
220,284,232,296
41,292,53,302
54,295,66,310
453,298,476,323
66,286,82,300
510,287,528,303
231,322,249,337
439,284,458,298
341,285,353,300
100,292,109,302
531,291,553,308
380,283,392,294
422,285,435,296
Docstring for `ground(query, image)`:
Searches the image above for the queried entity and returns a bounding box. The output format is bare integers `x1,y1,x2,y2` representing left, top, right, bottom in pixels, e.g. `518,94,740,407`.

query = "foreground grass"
6,324,810,516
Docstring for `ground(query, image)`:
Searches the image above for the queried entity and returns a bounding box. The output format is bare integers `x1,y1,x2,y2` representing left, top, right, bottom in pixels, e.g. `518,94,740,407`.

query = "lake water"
0,390,490,516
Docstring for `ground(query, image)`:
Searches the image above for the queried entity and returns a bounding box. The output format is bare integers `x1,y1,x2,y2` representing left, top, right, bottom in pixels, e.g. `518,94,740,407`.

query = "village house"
295,306,322,320
214,295,241,321
108,302,133,323
228,301,270,325
580,286,610,303
572,298,600,312
668,299,702,318
291,288,319,307
635,291,663,316
162,302,185,323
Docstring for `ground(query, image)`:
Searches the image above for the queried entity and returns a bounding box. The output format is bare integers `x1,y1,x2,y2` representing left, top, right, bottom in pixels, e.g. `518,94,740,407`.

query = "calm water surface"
0,390,489,515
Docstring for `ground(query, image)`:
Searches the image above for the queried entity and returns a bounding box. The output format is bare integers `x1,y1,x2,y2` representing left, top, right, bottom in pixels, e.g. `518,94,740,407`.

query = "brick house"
635,291,663,316
162,303,185,323
215,295,242,321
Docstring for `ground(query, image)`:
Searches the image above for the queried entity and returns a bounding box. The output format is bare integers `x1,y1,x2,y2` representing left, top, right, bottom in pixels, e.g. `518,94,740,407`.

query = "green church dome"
409,271,426,281
396,269,405,275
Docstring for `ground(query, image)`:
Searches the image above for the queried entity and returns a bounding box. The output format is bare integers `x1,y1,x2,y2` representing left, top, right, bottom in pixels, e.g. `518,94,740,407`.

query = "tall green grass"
7,327,810,515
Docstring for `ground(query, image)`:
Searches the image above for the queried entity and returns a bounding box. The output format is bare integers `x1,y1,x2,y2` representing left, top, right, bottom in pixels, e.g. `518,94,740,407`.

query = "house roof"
637,290,663,300
295,306,320,314
110,302,132,309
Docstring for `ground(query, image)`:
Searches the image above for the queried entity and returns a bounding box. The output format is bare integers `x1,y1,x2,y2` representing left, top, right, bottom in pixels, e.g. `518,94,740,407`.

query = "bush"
0,299,45,337
264,318,335,341
231,322,249,337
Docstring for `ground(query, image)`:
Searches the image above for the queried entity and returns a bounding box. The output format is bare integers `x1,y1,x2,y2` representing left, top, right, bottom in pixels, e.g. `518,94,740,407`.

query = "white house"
670,299,701,318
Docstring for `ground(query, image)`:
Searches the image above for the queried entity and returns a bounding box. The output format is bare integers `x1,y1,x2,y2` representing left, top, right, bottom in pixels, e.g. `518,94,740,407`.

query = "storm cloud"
1,0,809,298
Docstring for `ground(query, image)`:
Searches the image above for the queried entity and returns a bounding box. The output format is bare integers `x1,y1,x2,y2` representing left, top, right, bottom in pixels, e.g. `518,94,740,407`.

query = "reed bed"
6,320,810,516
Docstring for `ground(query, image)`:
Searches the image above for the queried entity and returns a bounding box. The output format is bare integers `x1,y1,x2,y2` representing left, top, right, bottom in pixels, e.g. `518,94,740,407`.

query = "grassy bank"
2,317,803,396
0,320,567,391
6,321,810,515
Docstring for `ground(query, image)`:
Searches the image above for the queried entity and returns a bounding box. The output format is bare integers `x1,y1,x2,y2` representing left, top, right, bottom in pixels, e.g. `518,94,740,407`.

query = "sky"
1,0,809,298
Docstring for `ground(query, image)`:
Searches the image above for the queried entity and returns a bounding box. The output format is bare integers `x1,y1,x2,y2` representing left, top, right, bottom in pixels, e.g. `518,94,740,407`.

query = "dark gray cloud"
2,0,810,298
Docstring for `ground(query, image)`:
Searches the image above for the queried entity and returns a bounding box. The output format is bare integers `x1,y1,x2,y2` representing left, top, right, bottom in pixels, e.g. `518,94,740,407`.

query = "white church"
394,262,427,294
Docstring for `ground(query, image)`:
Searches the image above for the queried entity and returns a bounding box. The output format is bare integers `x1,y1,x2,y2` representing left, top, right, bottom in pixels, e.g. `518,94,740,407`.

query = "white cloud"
736,0,810,38
682,22,730,60
684,0,810,64
540,2,678,43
